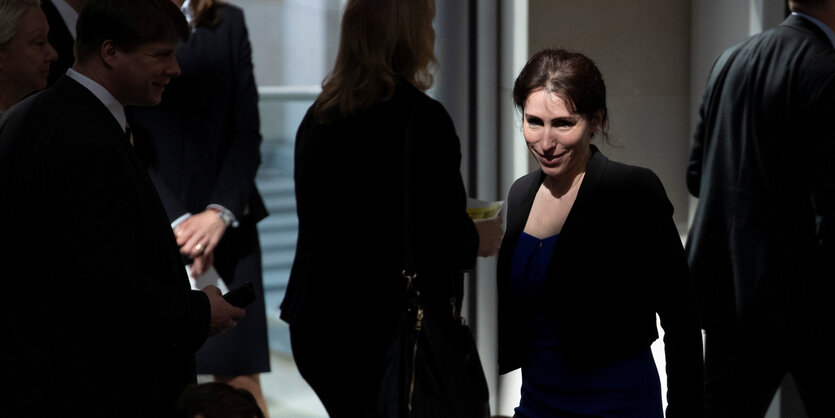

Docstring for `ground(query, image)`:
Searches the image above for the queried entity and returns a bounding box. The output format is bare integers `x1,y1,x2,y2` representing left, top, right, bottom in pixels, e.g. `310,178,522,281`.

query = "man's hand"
202,285,245,336
175,209,228,258
474,217,503,257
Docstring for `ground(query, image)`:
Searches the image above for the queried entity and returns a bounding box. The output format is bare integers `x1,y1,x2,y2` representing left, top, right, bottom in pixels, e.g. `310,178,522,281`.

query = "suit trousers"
704,328,835,418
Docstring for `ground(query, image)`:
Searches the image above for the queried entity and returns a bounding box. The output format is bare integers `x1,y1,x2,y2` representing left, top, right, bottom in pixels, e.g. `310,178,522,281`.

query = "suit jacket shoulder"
687,13,835,335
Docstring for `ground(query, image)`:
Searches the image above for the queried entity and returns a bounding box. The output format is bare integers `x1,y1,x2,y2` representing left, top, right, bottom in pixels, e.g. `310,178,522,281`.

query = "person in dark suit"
0,0,244,416
0,0,57,116
279,0,503,415
497,48,704,417
686,1,835,416
40,0,85,87
127,0,270,414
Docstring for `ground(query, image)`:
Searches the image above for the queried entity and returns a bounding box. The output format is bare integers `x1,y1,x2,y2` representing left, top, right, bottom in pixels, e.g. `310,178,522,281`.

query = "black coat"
281,81,478,330
497,146,704,417
686,14,835,339
0,76,210,417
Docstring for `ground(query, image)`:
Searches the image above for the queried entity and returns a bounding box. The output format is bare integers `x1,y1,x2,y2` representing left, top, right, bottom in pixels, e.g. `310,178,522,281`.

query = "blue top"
510,231,663,417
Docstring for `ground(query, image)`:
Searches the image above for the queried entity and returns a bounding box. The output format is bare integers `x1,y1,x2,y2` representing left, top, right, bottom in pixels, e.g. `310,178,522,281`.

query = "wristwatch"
216,208,234,226
208,204,236,227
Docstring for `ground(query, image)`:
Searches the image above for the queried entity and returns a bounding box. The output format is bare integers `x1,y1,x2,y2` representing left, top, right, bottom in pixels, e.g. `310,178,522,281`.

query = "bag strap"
401,96,462,320
402,98,418,288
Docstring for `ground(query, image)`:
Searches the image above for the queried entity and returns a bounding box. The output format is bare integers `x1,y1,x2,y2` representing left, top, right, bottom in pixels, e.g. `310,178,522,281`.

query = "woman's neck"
542,147,591,197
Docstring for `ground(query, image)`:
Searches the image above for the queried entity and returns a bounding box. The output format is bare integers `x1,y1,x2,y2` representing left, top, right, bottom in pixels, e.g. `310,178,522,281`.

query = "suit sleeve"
688,46,736,198
638,170,705,418
687,93,707,198
809,72,835,276
208,7,262,220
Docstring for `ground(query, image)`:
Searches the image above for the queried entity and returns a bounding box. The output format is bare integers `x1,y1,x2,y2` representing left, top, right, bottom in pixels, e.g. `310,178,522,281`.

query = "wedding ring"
194,243,204,252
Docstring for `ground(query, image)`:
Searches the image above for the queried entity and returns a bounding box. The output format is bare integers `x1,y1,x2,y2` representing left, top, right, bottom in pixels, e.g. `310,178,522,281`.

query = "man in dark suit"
0,0,244,416
127,0,272,411
686,0,835,416
41,0,87,87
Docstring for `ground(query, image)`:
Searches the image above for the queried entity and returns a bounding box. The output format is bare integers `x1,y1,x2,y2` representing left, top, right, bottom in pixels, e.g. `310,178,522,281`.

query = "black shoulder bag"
376,100,491,418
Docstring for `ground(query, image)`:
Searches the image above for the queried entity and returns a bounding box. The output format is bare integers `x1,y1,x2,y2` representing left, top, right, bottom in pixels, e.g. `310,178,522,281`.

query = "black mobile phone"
223,281,256,308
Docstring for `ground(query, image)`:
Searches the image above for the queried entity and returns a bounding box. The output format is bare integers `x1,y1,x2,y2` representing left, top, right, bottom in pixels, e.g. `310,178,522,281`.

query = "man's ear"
100,40,119,68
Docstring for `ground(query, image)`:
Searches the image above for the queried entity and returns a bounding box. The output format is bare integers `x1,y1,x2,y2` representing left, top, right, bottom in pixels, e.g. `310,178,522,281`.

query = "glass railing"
252,85,329,417
255,85,318,306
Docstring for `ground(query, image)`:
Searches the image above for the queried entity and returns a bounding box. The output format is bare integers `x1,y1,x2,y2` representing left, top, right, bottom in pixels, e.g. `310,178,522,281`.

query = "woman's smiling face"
523,88,597,180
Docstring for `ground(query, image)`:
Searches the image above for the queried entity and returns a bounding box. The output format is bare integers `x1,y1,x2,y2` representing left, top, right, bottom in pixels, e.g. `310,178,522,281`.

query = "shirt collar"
51,0,79,39
792,12,835,49
66,68,127,133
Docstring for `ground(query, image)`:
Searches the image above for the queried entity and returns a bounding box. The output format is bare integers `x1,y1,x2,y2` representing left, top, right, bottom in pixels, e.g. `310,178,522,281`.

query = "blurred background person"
40,0,85,87
497,48,704,418
687,0,835,415
279,0,503,416
128,0,270,414
0,0,57,116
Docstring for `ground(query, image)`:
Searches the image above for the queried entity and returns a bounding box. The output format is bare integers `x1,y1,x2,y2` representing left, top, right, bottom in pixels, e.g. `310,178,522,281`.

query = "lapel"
558,145,607,246
505,145,609,269
546,145,608,289
507,145,609,242
505,170,543,249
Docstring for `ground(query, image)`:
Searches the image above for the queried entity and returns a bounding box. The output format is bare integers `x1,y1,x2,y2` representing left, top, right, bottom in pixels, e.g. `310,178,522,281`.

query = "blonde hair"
315,0,437,124
187,0,222,28
0,0,41,47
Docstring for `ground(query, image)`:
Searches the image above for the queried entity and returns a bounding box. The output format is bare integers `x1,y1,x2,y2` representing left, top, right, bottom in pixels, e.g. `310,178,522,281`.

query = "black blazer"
42,0,75,87
0,76,210,417
687,14,835,339
498,146,704,417
280,81,478,330
128,4,267,284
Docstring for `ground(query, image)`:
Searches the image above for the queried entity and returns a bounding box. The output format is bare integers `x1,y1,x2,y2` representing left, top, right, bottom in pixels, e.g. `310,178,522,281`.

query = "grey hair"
0,0,41,47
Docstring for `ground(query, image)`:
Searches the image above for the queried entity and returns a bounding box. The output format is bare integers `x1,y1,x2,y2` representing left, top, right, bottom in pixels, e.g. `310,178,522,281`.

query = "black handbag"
376,99,490,418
